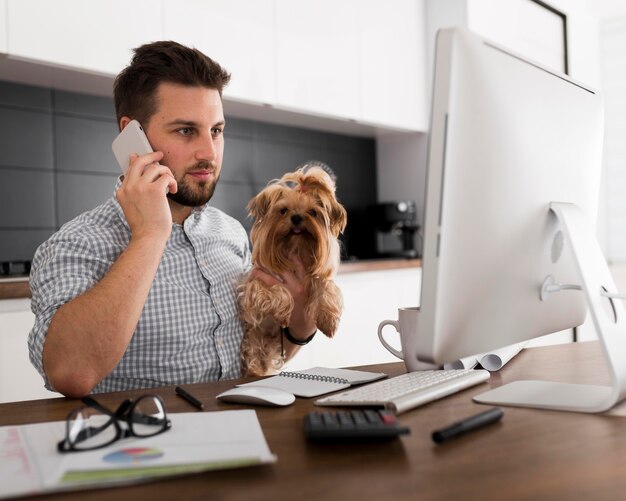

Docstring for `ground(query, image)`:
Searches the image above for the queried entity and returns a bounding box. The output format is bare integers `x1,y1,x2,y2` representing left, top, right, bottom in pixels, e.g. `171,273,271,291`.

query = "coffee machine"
374,201,419,258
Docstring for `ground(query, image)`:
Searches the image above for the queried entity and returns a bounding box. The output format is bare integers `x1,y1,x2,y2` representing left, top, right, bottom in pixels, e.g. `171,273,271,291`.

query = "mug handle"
377,320,404,360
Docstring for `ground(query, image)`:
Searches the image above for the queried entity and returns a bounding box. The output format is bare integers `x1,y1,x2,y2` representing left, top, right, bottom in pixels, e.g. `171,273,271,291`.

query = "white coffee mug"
377,307,439,371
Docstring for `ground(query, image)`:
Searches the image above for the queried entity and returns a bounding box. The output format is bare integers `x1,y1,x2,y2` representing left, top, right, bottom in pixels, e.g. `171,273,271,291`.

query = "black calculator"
304,409,410,441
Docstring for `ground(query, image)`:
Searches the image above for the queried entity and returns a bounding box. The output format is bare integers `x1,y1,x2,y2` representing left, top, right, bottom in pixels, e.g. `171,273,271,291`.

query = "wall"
0,80,378,265
598,14,626,263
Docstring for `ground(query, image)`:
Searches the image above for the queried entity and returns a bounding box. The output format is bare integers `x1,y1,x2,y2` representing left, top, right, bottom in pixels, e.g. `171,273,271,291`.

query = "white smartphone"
111,119,154,174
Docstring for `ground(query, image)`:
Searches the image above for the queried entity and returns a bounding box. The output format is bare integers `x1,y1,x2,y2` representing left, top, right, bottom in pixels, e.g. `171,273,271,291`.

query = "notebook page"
237,367,387,398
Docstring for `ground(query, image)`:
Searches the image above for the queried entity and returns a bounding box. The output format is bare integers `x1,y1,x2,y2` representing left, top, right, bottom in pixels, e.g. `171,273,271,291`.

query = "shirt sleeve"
27,232,115,390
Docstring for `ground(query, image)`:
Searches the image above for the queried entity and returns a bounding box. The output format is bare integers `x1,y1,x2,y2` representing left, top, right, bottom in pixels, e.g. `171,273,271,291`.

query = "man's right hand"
115,151,178,242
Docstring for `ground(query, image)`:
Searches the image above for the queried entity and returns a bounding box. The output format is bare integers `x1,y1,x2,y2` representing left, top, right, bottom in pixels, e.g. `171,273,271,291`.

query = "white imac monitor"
416,28,626,413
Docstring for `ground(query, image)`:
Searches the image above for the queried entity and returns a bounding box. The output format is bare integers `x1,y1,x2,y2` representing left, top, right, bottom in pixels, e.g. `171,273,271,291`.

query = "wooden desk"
2,341,624,500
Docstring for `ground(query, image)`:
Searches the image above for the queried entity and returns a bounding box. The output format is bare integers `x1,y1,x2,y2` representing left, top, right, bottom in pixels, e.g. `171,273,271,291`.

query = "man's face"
144,82,225,208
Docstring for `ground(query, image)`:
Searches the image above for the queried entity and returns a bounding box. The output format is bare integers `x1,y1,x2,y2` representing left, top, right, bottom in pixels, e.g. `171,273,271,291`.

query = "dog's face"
247,166,347,278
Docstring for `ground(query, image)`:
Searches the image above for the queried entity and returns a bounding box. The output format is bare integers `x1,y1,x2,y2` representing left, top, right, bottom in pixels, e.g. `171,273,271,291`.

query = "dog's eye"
309,209,318,218
280,208,288,215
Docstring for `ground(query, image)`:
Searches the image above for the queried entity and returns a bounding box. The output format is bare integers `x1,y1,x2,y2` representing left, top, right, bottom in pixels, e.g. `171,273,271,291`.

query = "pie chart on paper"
103,447,164,464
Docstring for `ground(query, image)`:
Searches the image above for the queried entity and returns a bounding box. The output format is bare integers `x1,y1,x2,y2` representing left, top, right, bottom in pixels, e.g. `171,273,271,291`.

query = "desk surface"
2,341,624,500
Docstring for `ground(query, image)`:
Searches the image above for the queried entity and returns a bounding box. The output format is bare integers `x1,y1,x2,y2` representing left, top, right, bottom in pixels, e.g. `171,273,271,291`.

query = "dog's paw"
240,280,294,328
313,281,343,337
316,311,340,338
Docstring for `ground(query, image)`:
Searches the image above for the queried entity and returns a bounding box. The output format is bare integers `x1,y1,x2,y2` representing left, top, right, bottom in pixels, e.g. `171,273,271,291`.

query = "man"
28,41,316,398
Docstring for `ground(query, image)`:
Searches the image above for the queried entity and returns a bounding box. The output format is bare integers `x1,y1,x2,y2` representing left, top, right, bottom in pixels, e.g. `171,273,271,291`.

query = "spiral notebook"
237,367,388,398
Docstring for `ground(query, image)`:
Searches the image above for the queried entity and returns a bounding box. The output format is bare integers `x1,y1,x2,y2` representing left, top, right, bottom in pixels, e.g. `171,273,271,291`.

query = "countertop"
338,258,421,274
0,258,421,301
0,278,31,300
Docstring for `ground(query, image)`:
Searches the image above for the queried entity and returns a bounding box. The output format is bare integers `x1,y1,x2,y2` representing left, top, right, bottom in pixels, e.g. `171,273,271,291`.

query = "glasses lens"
131,395,168,437
67,407,117,450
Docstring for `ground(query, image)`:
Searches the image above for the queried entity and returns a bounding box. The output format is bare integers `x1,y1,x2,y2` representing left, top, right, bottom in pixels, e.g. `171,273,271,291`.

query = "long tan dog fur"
238,164,347,376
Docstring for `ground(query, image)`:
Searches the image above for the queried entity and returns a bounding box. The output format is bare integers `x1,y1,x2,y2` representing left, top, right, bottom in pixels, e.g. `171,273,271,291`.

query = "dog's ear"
247,190,271,220
330,199,348,236
247,185,283,220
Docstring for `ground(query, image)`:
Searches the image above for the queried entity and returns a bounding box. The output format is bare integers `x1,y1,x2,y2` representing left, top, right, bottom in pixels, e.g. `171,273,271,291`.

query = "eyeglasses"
57,394,172,453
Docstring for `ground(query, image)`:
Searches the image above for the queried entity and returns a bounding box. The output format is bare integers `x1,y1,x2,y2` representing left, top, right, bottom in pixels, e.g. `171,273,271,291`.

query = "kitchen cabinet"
162,0,276,106
7,0,436,132
287,267,422,370
358,0,428,131
0,0,7,54
274,0,428,130
2,0,428,134
0,301,61,403
274,0,361,121
6,0,161,75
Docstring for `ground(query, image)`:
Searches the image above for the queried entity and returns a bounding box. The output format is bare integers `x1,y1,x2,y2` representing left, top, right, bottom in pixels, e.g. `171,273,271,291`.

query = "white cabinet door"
286,268,422,370
358,0,428,131
162,0,275,105
275,0,360,120
0,303,62,403
0,0,7,54
6,0,161,75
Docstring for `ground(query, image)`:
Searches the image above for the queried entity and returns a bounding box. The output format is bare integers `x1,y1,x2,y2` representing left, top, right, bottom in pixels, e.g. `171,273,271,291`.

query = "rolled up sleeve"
27,232,115,390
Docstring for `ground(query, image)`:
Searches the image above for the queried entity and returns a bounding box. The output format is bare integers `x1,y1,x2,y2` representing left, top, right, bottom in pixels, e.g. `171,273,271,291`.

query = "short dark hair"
113,40,231,128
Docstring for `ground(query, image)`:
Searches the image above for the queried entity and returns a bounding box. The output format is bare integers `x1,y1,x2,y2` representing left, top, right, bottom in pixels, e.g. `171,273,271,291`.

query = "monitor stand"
474,202,626,413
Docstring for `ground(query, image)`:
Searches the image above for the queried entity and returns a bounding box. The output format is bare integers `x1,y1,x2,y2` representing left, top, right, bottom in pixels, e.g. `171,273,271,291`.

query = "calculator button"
321,413,339,427
352,411,368,426
337,412,355,428
364,410,382,424
303,409,410,441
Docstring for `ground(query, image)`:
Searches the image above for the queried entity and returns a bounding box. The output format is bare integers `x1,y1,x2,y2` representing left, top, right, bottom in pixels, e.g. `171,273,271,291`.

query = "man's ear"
119,116,132,132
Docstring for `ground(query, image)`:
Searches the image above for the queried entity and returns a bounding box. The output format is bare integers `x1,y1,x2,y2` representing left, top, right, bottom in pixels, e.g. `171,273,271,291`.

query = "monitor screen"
416,28,604,366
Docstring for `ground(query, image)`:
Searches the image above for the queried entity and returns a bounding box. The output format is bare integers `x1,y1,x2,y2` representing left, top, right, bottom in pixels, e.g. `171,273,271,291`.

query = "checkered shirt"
28,186,251,393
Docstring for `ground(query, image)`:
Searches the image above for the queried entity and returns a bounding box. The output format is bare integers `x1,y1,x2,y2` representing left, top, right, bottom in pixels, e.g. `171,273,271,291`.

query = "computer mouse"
216,386,296,407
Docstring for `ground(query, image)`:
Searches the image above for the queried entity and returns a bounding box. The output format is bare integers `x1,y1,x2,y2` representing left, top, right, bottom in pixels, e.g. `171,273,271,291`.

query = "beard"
167,161,219,207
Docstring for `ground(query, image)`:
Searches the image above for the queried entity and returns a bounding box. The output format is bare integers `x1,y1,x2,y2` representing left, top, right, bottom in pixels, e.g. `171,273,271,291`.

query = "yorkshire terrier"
238,162,348,376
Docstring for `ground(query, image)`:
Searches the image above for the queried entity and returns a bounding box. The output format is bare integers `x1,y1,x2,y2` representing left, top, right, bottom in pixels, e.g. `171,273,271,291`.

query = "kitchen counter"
0,278,30,300
338,258,421,273
0,259,421,301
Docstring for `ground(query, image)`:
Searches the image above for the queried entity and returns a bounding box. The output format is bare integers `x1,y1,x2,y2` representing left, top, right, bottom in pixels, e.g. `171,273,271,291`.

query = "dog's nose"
291,214,303,226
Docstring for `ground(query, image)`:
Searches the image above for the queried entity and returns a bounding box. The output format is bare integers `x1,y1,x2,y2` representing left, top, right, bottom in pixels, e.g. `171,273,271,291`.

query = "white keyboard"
315,369,490,414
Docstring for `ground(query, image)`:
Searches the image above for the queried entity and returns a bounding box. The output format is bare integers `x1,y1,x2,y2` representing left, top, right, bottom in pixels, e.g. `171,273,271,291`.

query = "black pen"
432,407,503,443
175,386,204,411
